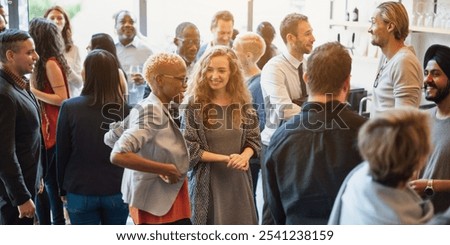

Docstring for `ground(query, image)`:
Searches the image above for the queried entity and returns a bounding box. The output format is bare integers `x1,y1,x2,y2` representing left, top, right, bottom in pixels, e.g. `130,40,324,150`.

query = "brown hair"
306,42,351,96
44,6,74,53
280,13,308,44
358,108,431,187
210,10,234,30
189,46,251,126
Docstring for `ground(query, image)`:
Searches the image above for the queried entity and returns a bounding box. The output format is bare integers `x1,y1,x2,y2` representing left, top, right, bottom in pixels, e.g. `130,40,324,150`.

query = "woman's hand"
227,154,249,171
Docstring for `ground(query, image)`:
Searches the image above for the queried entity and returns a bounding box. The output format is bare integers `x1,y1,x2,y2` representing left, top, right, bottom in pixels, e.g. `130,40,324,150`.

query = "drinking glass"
128,65,144,105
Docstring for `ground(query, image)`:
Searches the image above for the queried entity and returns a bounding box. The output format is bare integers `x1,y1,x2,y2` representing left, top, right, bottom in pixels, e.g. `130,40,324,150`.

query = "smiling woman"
182,46,260,225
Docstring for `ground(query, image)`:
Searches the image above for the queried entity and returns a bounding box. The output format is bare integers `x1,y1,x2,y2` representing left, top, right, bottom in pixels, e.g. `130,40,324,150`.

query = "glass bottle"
352,7,359,22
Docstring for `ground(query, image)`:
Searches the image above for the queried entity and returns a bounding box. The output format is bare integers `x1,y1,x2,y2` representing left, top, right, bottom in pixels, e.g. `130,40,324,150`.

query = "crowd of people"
0,1,449,225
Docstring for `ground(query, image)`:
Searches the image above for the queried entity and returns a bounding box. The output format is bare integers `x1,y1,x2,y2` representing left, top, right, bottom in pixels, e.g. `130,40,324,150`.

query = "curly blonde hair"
188,46,252,126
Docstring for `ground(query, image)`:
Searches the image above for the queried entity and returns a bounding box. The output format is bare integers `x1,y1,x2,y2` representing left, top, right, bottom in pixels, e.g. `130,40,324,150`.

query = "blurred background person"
256,21,279,70
232,31,265,218
171,22,201,126
88,33,128,100
183,46,260,225
329,108,433,225
174,22,201,75
56,50,129,225
29,17,70,225
232,28,239,41
0,3,7,27
44,6,83,97
196,10,234,60
0,14,5,33
114,10,153,105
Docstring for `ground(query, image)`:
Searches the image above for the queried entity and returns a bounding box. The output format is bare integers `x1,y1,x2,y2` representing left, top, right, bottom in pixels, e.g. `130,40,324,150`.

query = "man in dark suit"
0,29,41,225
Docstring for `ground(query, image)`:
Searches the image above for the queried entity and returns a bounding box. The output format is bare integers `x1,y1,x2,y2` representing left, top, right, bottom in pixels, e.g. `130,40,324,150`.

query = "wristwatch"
424,179,435,198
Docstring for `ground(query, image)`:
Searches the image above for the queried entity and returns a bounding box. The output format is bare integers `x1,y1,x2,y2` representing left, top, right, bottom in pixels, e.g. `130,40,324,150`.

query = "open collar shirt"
115,36,153,70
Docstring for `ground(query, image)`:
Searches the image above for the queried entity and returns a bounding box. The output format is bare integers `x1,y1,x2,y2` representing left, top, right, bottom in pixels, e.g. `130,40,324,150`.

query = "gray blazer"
104,93,189,216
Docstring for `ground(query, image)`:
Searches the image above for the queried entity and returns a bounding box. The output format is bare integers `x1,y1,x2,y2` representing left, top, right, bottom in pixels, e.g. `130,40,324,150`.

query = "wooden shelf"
330,20,450,35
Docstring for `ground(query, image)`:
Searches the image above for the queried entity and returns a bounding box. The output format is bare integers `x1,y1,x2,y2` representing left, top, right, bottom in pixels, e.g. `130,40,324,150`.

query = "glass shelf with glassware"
329,0,450,34
329,20,450,35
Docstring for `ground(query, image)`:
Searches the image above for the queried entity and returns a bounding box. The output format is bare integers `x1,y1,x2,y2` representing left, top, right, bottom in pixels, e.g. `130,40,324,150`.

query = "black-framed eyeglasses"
176,38,200,46
159,74,188,84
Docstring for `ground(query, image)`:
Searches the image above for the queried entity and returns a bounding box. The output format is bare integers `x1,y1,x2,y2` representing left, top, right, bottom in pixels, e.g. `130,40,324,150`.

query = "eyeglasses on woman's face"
159,74,188,84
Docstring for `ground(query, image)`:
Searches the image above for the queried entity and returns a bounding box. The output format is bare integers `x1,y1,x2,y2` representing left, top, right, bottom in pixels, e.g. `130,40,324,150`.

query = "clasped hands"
227,154,249,171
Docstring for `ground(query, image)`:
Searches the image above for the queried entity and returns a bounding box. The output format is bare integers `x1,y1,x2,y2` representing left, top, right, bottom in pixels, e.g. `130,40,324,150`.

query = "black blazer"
0,70,41,209
56,95,129,196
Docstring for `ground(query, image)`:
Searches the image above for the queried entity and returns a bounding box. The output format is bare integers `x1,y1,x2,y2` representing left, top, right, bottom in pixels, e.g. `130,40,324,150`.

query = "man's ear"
173,37,180,46
303,72,309,84
387,22,395,33
343,75,351,92
5,50,14,62
286,33,295,43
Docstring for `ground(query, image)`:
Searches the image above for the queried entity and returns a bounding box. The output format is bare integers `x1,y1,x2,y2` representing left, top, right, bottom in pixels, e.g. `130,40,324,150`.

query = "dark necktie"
298,63,307,97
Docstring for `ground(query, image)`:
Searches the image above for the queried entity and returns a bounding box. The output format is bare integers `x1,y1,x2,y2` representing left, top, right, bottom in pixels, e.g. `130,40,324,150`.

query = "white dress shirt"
260,51,305,146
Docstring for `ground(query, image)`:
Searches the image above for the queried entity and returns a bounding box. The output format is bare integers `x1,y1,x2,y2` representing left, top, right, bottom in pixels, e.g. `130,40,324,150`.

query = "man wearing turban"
410,44,450,214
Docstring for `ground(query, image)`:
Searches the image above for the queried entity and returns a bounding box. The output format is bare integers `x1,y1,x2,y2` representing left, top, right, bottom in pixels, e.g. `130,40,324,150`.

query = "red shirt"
129,179,191,224
40,57,69,149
